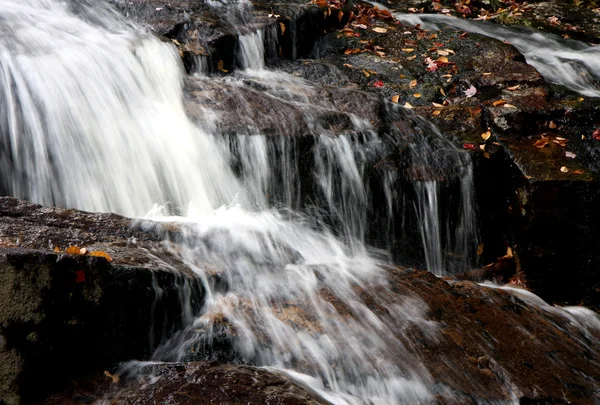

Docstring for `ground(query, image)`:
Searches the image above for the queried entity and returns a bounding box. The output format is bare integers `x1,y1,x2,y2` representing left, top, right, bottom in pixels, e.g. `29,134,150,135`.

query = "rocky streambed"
2,0,600,404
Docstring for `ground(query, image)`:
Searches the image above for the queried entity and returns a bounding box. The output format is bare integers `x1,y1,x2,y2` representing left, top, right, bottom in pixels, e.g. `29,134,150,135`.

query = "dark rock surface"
0,198,204,405
39,361,329,405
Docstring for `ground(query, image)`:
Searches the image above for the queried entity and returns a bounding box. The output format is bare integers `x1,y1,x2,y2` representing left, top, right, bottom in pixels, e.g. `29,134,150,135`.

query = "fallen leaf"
372,27,388,34
66,246,82,255
432,110,441,116
104,371,119,384
437,56,449,63
373,80,384,87
343,63,355,69
338,10,344,22
477,243,484,256
592,129,600,140
362,70,371,77
479,144,486,151
492,99,506,106
504,247,513,259
560,166,569,173
503,103,517,108
90,250,113,262
440,88,446,96
391,95,400,103
279,22,286,35
548,120,557,129
410,79,417,88
432,102,444,108
481,131,491,141
437,49,450,56
406,55,417,61
534,139,549,148
507,85,520,91
53,246,61,253
402,48,415,53
573,170,584,174
565,151,576,159
464,85,477,98
413,93,422,98
403,102,414,109
462,143,477,150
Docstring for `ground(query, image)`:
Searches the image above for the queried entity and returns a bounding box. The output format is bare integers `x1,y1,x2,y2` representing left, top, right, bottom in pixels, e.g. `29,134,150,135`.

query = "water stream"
1,1,596,404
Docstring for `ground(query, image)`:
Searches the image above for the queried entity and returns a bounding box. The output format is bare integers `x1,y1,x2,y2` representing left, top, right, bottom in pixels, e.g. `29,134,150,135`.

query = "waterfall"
0,1,483,403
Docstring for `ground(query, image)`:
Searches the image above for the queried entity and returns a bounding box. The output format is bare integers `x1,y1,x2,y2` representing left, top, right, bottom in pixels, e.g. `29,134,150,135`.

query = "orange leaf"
492,99,506,106
90,251,113,262
66,246,82,255
391,95,400,103
534,139,549,149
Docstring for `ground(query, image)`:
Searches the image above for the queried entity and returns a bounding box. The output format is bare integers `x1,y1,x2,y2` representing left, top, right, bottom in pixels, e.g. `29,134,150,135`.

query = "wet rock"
38,361,329,405
0,197,205,405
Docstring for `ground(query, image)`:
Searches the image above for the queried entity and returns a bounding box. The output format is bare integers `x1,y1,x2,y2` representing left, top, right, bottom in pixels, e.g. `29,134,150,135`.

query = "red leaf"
373,81,384,88
592,128,600,140
462,143,477,150
75,270,86,283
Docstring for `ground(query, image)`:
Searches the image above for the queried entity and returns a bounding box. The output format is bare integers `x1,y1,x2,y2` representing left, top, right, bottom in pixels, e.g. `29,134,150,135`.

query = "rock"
38,361,329,405
0,197,205,405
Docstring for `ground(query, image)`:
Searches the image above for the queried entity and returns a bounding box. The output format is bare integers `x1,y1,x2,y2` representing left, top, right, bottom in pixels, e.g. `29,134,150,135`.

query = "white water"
392,12,600,98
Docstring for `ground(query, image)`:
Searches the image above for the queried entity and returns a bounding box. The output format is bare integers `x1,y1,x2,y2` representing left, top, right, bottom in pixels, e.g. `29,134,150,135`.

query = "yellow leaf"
362,70,371,77
477,244,484,255
440,88,446,96
402,48,415,53
481,131,491,141
279,22,286,36
90,251,113,262
437,56,449,63
406,55,417,61
560,166,569,173
432,110,441,116
391,95,400,103
479,144,486,151
409,79,417,88
372,27,388,34
413,93,421,98
403,102,414,109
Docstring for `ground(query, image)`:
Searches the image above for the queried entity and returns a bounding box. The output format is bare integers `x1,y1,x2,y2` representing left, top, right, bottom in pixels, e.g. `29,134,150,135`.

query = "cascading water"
390,11,600,97
1,1,485,404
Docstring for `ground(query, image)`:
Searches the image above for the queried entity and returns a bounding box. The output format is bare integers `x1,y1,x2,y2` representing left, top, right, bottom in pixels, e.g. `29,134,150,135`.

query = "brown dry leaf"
477,243,484,256
217,60,228,73
406,55,417,61
440,88,446,96
483,152,491,158
279,22,286,35
362,70,371,77
344,48,361,55
432,110,441,116
548,120,557,129
437,49,450,56
481,131,491,141
375,51,386,57
391,95,400,103
343,63,355,69
573,169,584,174
444,49,456,55
482,72,492,76
66,246,82,255
432,102,444,108
402,48,415,53
560,166,569,173
492,99,506,107
507,85,520,91
479,144,486,151
90,250,113,262
409,79,417,88
338,10,344,22
104,371,119,384
503,104,517,108
372,27,388,34
504,247,514,258
534,139,549,148
437,56,449,63
413,93,422,98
